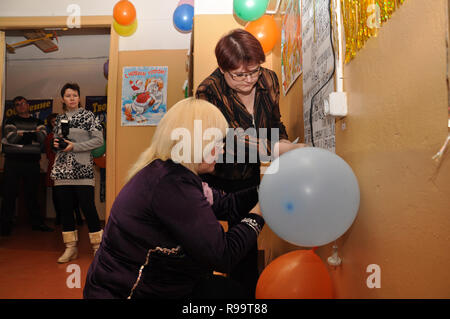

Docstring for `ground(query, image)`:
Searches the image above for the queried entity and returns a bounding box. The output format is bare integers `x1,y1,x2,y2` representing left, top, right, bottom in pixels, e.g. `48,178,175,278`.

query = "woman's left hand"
274,140,307,157
202,182,214,206
62,140,74,152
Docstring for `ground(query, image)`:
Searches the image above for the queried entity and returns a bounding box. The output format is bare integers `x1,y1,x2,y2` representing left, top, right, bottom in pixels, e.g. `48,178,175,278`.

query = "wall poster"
302,0,336,152
281,0,302,95
85,96,107,129
3,99,53,125
121,66,168,126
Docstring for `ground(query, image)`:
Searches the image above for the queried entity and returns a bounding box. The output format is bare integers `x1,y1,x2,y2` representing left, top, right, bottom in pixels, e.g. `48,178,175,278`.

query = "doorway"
0,16,119,223
0,16,117,298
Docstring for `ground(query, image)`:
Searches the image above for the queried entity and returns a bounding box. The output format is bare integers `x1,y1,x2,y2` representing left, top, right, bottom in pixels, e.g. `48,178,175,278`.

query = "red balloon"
245,15,280,54
94,154,106,168
256,250,334,299
113,0,136,26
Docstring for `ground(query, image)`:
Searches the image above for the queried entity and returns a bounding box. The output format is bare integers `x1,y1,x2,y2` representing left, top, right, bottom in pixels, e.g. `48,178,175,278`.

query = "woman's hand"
53,139,73,152
202,182,214,205
62,140,74,152
273,140,307,157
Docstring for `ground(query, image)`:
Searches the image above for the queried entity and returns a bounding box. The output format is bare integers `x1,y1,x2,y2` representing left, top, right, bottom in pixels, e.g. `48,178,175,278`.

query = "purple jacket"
83,159,263,299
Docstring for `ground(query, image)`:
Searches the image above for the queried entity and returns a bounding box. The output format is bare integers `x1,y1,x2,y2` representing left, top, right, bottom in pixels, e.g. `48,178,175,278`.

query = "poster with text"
281,0,302,95
121,66,168,126
85,96,107,129
302,0,335,152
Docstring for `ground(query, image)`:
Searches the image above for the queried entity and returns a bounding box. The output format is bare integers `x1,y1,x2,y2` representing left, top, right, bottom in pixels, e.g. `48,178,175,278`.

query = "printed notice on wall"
302,0,335,152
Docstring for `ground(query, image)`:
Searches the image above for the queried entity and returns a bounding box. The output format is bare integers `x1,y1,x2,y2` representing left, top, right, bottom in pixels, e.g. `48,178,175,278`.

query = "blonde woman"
83,98,264,299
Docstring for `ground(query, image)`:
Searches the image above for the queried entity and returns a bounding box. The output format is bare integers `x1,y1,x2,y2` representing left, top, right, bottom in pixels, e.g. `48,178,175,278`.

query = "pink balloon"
178,0,194,6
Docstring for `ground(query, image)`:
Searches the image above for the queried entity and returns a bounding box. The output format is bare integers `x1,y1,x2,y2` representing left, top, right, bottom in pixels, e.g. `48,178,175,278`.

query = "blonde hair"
127,98,228,181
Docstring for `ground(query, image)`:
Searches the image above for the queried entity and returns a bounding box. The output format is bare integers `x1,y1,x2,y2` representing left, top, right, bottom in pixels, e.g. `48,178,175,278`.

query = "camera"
54,118,70,150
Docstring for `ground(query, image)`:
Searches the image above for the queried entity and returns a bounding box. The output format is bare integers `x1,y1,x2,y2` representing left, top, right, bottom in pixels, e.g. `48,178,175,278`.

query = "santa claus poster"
121,66,168,126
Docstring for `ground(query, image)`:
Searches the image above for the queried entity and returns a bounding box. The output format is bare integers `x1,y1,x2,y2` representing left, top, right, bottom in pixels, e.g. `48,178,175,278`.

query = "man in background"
0,96,54,236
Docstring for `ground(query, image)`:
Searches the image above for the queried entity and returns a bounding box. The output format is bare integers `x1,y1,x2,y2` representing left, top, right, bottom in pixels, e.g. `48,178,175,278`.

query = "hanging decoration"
280,0,302,95
173,3,194,32
233,0,269,22
113,19,138,37
245,15,280,54
113,0,138,37
341,0,406,63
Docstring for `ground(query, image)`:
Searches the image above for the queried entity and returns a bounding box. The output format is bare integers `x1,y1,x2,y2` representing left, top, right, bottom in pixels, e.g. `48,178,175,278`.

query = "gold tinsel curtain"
341,0,406,63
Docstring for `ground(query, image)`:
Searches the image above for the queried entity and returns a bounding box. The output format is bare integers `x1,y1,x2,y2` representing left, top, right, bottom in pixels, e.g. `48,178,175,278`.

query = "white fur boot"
57,230,78,263
88,230,103,256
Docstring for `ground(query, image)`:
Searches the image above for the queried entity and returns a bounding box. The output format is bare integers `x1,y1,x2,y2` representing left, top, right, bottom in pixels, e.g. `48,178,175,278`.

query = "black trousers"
200,173,260,298
54,185,101,232
191,274,251,299
52,186,83,224
0,159,43,228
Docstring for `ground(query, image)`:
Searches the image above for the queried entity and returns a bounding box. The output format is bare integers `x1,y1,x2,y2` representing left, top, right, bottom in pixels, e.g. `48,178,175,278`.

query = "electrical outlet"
324,92,348,117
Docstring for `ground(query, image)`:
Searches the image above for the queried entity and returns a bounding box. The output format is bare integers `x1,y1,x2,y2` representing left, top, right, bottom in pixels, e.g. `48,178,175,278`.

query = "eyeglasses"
228,67,261,81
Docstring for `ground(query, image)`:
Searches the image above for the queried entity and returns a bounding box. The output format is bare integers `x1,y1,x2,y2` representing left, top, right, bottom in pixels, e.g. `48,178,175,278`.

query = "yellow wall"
193,15,275,88
315,0,450,298
111,50,188,195
194,0,450,298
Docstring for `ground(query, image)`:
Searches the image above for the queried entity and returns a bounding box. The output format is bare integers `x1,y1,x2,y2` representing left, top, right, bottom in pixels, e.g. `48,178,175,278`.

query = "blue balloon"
259,147,360,247
173,4,194,32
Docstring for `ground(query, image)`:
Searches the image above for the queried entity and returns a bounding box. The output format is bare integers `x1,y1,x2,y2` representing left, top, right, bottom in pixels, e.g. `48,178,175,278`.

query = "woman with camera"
51,83,104,263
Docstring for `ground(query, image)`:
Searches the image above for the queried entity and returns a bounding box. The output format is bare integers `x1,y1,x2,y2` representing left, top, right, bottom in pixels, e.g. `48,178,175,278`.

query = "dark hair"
46,113,58,129
60,83,81,110
60,83,81,98
12,96,27,105
215,29,265,72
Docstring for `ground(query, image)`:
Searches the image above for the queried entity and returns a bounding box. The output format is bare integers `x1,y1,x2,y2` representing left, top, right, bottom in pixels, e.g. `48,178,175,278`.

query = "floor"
0,219,100,299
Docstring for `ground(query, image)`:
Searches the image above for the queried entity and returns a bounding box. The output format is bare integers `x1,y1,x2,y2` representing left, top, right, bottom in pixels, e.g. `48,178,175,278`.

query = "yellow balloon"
113,19,137,37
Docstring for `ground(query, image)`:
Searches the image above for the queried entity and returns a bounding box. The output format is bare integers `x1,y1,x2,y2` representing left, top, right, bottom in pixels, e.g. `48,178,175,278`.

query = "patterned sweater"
50,108,103,186
2,115,47,162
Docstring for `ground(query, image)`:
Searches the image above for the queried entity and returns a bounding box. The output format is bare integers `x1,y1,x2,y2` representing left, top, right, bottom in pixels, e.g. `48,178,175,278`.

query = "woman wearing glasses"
196,29,305,297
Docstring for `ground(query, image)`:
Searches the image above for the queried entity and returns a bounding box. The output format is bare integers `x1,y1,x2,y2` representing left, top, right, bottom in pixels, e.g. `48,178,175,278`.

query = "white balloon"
259,147,360,247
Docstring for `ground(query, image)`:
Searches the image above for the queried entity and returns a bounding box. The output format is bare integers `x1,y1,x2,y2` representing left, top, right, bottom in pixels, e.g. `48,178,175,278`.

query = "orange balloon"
245,15,280,54
94,154,106,168
255,250,333,299
113,0,136,26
